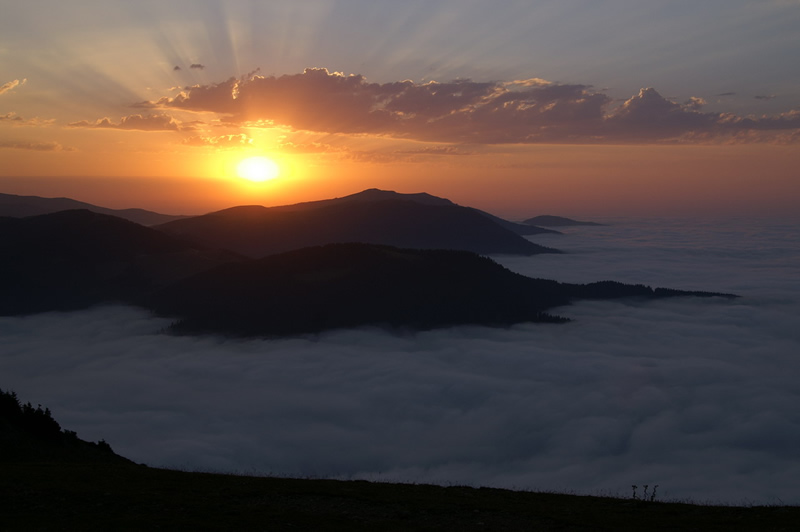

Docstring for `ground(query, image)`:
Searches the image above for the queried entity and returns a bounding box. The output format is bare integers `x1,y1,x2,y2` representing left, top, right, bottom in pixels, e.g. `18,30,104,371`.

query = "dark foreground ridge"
0,387,131,464
2,388,795,531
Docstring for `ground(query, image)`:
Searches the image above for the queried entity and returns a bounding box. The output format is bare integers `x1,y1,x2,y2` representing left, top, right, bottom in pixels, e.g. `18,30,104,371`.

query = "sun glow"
237,156,281,182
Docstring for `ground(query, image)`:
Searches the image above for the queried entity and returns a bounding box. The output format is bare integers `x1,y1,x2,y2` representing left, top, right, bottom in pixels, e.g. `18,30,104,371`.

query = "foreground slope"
155,193,558,257
0,387,131,464
3,389,794,531
5,462,797,532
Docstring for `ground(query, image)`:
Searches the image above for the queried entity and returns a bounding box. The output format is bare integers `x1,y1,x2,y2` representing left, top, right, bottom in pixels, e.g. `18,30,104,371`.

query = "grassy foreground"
2,462,797,531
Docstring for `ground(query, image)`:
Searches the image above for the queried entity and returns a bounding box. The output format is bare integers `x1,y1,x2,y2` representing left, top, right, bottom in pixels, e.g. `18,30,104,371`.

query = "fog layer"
2,216,798,504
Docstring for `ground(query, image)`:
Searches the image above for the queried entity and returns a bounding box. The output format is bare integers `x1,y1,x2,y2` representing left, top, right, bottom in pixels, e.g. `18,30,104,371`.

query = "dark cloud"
136,69,800,144
67,113,182,131
0,78,26,95
190,64,205,70
1,217,798,505
716,92,736,97
754,94,776,100
0,140,72,151
173,66,181,71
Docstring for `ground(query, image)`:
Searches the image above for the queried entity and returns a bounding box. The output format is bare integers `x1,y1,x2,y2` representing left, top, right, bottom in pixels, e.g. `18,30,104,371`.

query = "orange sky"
1,141,796,219
2,2,799,219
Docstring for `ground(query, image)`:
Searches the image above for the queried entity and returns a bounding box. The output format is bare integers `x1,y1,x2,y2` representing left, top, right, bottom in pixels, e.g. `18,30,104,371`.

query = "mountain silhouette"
266,189,559,236
522,215,603,227
156,193,560,257
147,242,736,338
0,192,188,226
1,205,736,336
0,209,240,315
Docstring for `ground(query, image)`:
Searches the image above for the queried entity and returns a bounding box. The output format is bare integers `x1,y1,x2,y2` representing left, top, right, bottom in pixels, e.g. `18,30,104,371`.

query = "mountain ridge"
156,196,560,257
0,192,188,226
0,209,242,315
147,242,736,338
0,209,736,336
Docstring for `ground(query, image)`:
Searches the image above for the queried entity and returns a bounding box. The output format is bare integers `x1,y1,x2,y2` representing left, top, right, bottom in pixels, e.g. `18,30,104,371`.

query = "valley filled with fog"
2,216,798,504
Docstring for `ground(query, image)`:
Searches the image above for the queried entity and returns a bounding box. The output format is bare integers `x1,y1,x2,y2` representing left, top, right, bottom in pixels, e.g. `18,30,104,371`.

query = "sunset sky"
2,1,798,218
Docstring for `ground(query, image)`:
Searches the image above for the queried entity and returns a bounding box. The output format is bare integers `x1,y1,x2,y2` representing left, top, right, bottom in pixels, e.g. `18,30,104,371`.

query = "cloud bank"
136,68,800,144
2,217,798,505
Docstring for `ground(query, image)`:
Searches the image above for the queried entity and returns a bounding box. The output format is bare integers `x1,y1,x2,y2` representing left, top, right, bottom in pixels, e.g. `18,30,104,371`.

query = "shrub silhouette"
1,387,61,437
1,386,128,463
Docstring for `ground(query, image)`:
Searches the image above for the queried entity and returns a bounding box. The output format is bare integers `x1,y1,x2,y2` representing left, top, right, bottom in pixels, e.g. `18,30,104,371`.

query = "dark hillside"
1,211,735,336
156,199,558,257
148,243,736,338
149,243,571,337
266,188,558,236
0,210,240,315
0,192,186,225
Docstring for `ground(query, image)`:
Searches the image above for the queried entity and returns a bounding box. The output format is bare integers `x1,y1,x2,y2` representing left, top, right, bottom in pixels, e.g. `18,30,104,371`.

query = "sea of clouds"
2,216,799,504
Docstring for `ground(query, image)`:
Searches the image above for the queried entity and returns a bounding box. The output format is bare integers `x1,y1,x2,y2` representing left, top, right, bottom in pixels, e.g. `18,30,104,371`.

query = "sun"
237,156,280,182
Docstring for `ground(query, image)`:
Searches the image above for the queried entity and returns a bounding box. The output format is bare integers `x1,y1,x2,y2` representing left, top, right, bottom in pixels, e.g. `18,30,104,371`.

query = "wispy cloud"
0,112,55,126
278,140,340,154
138,68,800,145
67,113,183,131
0,78,26,95
0,140,73,151
182,133,252,147
395,145,474,156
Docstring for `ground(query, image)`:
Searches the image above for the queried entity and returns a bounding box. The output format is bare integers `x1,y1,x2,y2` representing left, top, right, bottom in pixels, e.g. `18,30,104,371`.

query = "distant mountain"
522,215,603,227
269,188,455,211
0,192,187,226
267,189,559,236
156,194,560,257
0,209,240,315
1,209,736,337
147,242,736,338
